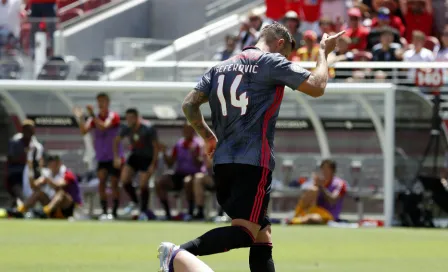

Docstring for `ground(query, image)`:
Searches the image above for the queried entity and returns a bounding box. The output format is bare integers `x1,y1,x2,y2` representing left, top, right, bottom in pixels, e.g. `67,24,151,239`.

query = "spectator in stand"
283,10,302,50
156,124,205,220
372,27,401,61
403,30,434,81
318,17,334,42
400,0,433,43
73,93,123,220
213,34,240,61
287,159,347,225
435,24,448,61
371,7,405,37
344,8,370,51
0,0,21,49
191,156,215,220
328,36,354,80
265,0,287,21
28,0,58,54
238,12,268,50
297,0,323,35
295,30,319,61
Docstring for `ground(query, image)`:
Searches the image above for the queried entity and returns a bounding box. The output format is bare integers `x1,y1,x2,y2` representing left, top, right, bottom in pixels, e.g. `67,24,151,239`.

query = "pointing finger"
331,31,346,39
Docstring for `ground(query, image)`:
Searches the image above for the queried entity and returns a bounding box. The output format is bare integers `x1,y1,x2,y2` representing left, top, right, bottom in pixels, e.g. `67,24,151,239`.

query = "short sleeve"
85,117,94,129
269,55,311,90
119,126,130,137
105,112,120,127
194,68,213,96
64,171,76,184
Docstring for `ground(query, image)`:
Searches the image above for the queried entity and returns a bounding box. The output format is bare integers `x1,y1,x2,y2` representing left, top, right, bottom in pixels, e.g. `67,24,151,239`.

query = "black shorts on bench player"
114,108,159,220
156,124,206,220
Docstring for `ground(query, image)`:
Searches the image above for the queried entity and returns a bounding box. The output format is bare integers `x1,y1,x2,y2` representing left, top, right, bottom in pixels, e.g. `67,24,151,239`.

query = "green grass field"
0,220,447,272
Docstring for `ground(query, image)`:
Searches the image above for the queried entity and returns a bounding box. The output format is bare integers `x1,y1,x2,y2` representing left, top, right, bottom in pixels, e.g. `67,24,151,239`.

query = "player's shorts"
168,173,189,191
6,171,23,192
97,160,121,177
126,154,152,172
214,163,272,229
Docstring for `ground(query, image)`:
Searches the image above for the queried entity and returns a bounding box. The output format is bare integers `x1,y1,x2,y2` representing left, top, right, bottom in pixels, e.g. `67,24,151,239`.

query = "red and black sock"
249,243,275,272
180,226,255,256
112,198,119,217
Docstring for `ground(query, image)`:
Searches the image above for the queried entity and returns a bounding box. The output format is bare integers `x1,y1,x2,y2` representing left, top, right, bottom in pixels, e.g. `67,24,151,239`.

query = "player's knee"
255,225,272,244
231,219,260,242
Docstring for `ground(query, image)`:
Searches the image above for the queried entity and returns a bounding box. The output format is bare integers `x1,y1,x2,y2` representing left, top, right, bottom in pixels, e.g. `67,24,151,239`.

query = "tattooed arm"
298,31,345,98
182,90,216,141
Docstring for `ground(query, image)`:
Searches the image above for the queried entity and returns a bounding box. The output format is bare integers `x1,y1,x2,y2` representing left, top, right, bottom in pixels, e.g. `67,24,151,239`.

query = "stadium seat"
0,57,23,79
37,56,70,80
77,58,105,80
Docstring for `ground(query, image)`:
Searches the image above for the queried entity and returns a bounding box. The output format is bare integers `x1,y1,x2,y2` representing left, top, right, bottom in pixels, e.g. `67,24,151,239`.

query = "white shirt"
403,48,435,80
22,136,45,198
0,0,21,38
435,48,448,62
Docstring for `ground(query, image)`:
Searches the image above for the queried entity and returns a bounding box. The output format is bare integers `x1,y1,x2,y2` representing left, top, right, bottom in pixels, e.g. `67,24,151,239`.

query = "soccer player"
158,23,343,272
114,108,158,220
156,124,205,220
73,93,123,220
15,155,82,219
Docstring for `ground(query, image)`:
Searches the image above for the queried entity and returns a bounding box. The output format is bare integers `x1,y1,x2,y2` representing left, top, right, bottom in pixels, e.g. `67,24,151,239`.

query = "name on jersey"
216,64,259,74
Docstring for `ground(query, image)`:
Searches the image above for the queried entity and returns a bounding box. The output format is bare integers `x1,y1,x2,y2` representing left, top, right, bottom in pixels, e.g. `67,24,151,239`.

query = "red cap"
348,8,361,18
303,30,317,41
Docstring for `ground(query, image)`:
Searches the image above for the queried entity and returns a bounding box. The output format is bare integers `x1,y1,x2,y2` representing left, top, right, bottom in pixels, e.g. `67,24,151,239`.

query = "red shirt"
87,111,120,129
345,26,369,50
371,15,406,36
300,0,322,22
405,12,433,42
265,0,287,21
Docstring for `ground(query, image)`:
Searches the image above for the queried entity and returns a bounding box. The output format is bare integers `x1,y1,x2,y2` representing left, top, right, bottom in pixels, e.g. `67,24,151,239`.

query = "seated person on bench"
15,155,82,219
288,159,347,225
156,124,205,220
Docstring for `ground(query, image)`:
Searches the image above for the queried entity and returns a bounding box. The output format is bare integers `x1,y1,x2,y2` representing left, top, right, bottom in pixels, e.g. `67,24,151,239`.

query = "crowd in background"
214,0,448,82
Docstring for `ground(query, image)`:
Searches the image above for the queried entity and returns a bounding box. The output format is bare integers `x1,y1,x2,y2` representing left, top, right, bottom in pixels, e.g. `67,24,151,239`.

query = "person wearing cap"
6,119,43,206
296,30,320,61
400,0,433,43
344,7,370,51
283,10,302,50
372,26,402,62
213,34,240,62
371,7,405,36
238,11,269,50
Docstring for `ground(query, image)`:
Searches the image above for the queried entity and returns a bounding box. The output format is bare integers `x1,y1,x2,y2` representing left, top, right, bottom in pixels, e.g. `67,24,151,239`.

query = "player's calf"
250,225,275,272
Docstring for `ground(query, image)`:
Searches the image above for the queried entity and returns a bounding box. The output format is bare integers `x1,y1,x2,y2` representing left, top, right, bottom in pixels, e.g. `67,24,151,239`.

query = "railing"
104,38,173,61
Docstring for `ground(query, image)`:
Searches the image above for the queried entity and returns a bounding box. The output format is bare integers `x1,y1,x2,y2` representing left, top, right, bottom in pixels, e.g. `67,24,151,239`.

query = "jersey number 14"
217,74,248,116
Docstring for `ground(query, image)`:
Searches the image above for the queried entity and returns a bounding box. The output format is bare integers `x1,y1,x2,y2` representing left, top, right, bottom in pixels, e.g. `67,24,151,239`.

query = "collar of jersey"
242,46,261,51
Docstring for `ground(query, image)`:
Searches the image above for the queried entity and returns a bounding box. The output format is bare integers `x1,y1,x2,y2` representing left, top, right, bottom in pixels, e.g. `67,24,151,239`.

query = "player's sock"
249,243,275,272
112,198,119,217
188,199,195,216
217,207,224,216
123,183,139,204
168,248,183,272
161,200,171,219
180,226,255,256
140,188,149,213
100,199,108,215
194,206,204,219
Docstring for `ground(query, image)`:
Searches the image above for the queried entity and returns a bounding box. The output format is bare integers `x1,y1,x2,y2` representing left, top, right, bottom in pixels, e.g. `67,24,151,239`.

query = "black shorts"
97,161,121,177
169,173,188,191
61,202,75,218
6,172,23,188
214,164,272,229
127,154,152,172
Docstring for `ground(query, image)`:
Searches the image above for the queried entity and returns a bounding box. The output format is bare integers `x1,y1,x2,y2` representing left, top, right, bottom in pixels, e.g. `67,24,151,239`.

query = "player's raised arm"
297,31,345,97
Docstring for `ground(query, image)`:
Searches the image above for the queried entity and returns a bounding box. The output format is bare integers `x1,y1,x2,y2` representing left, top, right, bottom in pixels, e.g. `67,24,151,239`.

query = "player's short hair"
320,159,337,172
125,108,139,116
259,22,296,50
96,92,109,101
22,119,35,128
46,154,61,163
